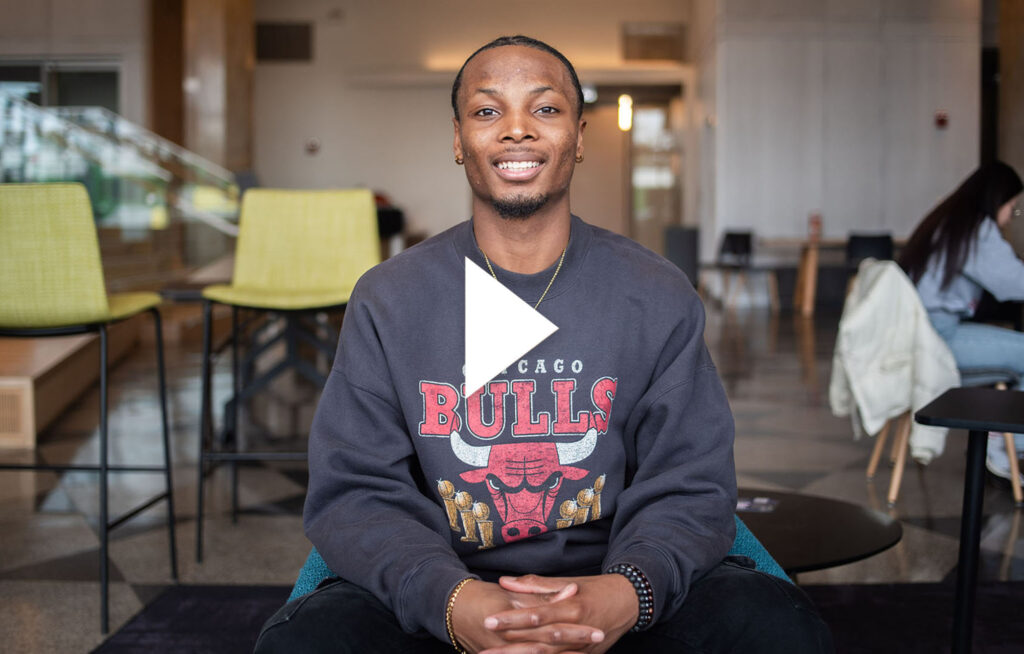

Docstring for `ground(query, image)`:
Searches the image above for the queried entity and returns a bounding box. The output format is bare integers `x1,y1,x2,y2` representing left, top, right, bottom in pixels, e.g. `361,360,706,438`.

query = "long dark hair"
899,161,1023,288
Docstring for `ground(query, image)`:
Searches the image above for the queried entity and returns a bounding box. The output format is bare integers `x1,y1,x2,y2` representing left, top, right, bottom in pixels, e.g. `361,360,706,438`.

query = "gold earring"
455,156,464,165
575,154,584,164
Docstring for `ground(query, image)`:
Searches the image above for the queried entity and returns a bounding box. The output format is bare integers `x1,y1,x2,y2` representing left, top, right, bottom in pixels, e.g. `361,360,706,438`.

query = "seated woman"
899,161,1024,482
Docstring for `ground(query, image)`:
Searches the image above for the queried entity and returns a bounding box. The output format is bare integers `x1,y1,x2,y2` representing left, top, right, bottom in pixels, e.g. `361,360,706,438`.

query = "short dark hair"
451,35,584,120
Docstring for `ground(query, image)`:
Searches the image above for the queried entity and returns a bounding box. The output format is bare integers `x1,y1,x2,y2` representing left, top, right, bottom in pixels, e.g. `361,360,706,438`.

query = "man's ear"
453,116,464,162
576,118,587,160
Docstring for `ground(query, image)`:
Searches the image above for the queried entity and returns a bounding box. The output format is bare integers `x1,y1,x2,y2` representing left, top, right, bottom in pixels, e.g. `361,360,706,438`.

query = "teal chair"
288,515,789,602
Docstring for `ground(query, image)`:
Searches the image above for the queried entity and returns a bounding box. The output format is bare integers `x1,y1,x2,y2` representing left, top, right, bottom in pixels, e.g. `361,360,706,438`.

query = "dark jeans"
255,558,834,653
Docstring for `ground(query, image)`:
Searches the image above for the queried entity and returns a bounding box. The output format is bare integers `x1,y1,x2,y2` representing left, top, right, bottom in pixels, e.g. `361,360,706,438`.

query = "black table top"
738,488,902,574
915,387,1024,434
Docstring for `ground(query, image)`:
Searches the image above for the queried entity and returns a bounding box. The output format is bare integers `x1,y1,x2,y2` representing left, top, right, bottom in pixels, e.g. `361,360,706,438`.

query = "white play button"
464,257,558,397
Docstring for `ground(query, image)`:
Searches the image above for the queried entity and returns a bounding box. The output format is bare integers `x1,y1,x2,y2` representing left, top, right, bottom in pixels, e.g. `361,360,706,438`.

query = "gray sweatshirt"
303,215,737,641
916,217,1024,316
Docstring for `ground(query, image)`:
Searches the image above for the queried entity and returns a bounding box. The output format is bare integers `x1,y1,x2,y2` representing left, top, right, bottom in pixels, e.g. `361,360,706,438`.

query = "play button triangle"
464,257,558,397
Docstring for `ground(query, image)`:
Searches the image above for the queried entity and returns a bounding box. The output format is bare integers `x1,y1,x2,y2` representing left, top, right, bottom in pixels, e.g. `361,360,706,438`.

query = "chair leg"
889,420,904,465
231,306,240,525
887,413,912,506
766,271,780,314
197,300,213,563
867,419,892,479
98,325,110,634
1003,433,1022,506
725,272,740,310
995,382,1023,506
151,309,179,580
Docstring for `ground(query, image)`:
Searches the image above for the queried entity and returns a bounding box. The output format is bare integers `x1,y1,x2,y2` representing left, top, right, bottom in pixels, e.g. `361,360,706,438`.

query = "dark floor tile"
0,547,126,583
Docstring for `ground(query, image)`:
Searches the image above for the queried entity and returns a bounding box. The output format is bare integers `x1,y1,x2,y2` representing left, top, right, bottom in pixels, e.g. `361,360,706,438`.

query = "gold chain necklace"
482,246,567,309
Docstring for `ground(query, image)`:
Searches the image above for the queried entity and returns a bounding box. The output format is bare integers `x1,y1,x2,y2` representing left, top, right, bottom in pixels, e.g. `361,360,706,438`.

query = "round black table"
738,488,902,574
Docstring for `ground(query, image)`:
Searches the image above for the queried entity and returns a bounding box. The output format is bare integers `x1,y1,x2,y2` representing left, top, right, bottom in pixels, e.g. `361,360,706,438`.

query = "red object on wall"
935,111,949,129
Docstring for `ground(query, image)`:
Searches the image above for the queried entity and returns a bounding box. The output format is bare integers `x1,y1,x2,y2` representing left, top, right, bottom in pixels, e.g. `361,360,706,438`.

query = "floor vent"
622,22,686,62
0,386,28,446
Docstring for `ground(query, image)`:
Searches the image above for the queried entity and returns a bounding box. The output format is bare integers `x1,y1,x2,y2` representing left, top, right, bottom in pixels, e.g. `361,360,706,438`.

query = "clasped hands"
451,573,639,654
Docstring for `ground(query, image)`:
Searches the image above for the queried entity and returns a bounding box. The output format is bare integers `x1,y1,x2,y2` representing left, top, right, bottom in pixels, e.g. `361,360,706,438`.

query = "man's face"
453,46,585,220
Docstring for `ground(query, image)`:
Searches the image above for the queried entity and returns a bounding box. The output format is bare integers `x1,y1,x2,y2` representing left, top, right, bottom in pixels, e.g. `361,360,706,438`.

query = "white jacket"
829,259,959,463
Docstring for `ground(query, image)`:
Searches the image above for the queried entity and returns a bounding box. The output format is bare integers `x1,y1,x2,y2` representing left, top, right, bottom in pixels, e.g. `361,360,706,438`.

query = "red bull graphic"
450,429,597,542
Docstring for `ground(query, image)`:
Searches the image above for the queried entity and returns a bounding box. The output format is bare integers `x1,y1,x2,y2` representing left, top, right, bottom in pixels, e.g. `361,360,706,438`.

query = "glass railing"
0,91,239,291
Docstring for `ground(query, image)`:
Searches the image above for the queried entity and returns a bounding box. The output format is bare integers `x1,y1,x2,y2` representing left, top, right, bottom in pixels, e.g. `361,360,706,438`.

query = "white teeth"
497,161,540,170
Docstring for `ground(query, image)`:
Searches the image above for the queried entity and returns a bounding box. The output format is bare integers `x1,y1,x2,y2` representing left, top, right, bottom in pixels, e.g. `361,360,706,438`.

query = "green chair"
287,515,789,602
195,188,380,562
0,182,178,633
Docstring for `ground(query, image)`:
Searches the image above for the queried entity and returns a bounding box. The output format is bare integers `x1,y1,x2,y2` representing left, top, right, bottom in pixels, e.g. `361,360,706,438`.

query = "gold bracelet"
445,578,473,653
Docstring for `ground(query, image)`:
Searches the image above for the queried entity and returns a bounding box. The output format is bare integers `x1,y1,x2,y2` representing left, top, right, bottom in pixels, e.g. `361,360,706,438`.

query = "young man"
256,36,832,653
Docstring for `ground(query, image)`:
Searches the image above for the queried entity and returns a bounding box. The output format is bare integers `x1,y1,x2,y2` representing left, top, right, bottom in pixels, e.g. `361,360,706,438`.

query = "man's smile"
493,153,546,182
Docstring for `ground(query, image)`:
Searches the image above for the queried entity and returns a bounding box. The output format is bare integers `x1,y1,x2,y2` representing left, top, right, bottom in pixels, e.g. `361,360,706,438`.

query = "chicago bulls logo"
450,429,596,543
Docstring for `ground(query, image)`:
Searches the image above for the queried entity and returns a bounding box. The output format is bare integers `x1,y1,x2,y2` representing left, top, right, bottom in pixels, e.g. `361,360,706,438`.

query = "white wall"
570,105,628,236
0,0,149,124
253,0,690,237
693,0,981,260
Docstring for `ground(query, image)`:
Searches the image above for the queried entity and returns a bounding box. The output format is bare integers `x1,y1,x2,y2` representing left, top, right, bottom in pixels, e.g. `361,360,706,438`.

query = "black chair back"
846,233,894,268
719,231,752,268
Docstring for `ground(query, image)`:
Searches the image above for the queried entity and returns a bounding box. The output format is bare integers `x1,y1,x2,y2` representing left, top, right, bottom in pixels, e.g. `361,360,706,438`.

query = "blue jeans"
928,311,1024,449
254,558,833,653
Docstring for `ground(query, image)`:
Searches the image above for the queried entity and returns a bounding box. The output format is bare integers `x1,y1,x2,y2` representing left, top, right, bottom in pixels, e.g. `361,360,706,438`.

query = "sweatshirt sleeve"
303,282,476,641
602,293,737,625
962,219,1024,302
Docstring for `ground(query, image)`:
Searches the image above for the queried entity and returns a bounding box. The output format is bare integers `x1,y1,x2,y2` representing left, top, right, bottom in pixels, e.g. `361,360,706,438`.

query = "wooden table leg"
793,248,807,311
795,243,819,317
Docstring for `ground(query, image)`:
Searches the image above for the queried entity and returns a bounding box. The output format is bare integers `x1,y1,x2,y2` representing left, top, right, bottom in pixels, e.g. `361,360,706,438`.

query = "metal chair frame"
0,307,179,633
195,299,342,562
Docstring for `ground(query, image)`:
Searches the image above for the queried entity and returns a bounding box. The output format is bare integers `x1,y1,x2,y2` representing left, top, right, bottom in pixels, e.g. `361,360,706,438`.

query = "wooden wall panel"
149,0,185,145
183,0,252,170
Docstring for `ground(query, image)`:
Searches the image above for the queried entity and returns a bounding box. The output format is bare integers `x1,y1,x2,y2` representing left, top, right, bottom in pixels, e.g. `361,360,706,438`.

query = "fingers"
551,583,578,602
479,646,584,654
485,602,586,631
502,624,606,645
499,574,574,596
506,585,578,611
477,623,603,654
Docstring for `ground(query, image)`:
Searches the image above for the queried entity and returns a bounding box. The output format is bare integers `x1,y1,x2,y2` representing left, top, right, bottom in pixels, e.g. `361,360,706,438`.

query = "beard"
491,193,549,220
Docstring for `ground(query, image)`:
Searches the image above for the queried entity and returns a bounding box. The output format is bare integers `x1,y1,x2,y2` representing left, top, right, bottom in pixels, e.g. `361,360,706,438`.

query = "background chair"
845,233,894,294
868,370,1022,506
718,231,753,309
286,515,790,603
706,231,780,312
0,182,177,633
845,233,894,270
195,188,379,562
830,259,960,506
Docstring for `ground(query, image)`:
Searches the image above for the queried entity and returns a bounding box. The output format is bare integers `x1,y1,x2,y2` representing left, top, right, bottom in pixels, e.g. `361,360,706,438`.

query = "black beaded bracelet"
606,563,654,632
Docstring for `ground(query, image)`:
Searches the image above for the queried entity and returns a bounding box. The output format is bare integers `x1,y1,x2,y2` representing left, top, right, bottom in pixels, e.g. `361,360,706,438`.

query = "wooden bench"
0,317,139,449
